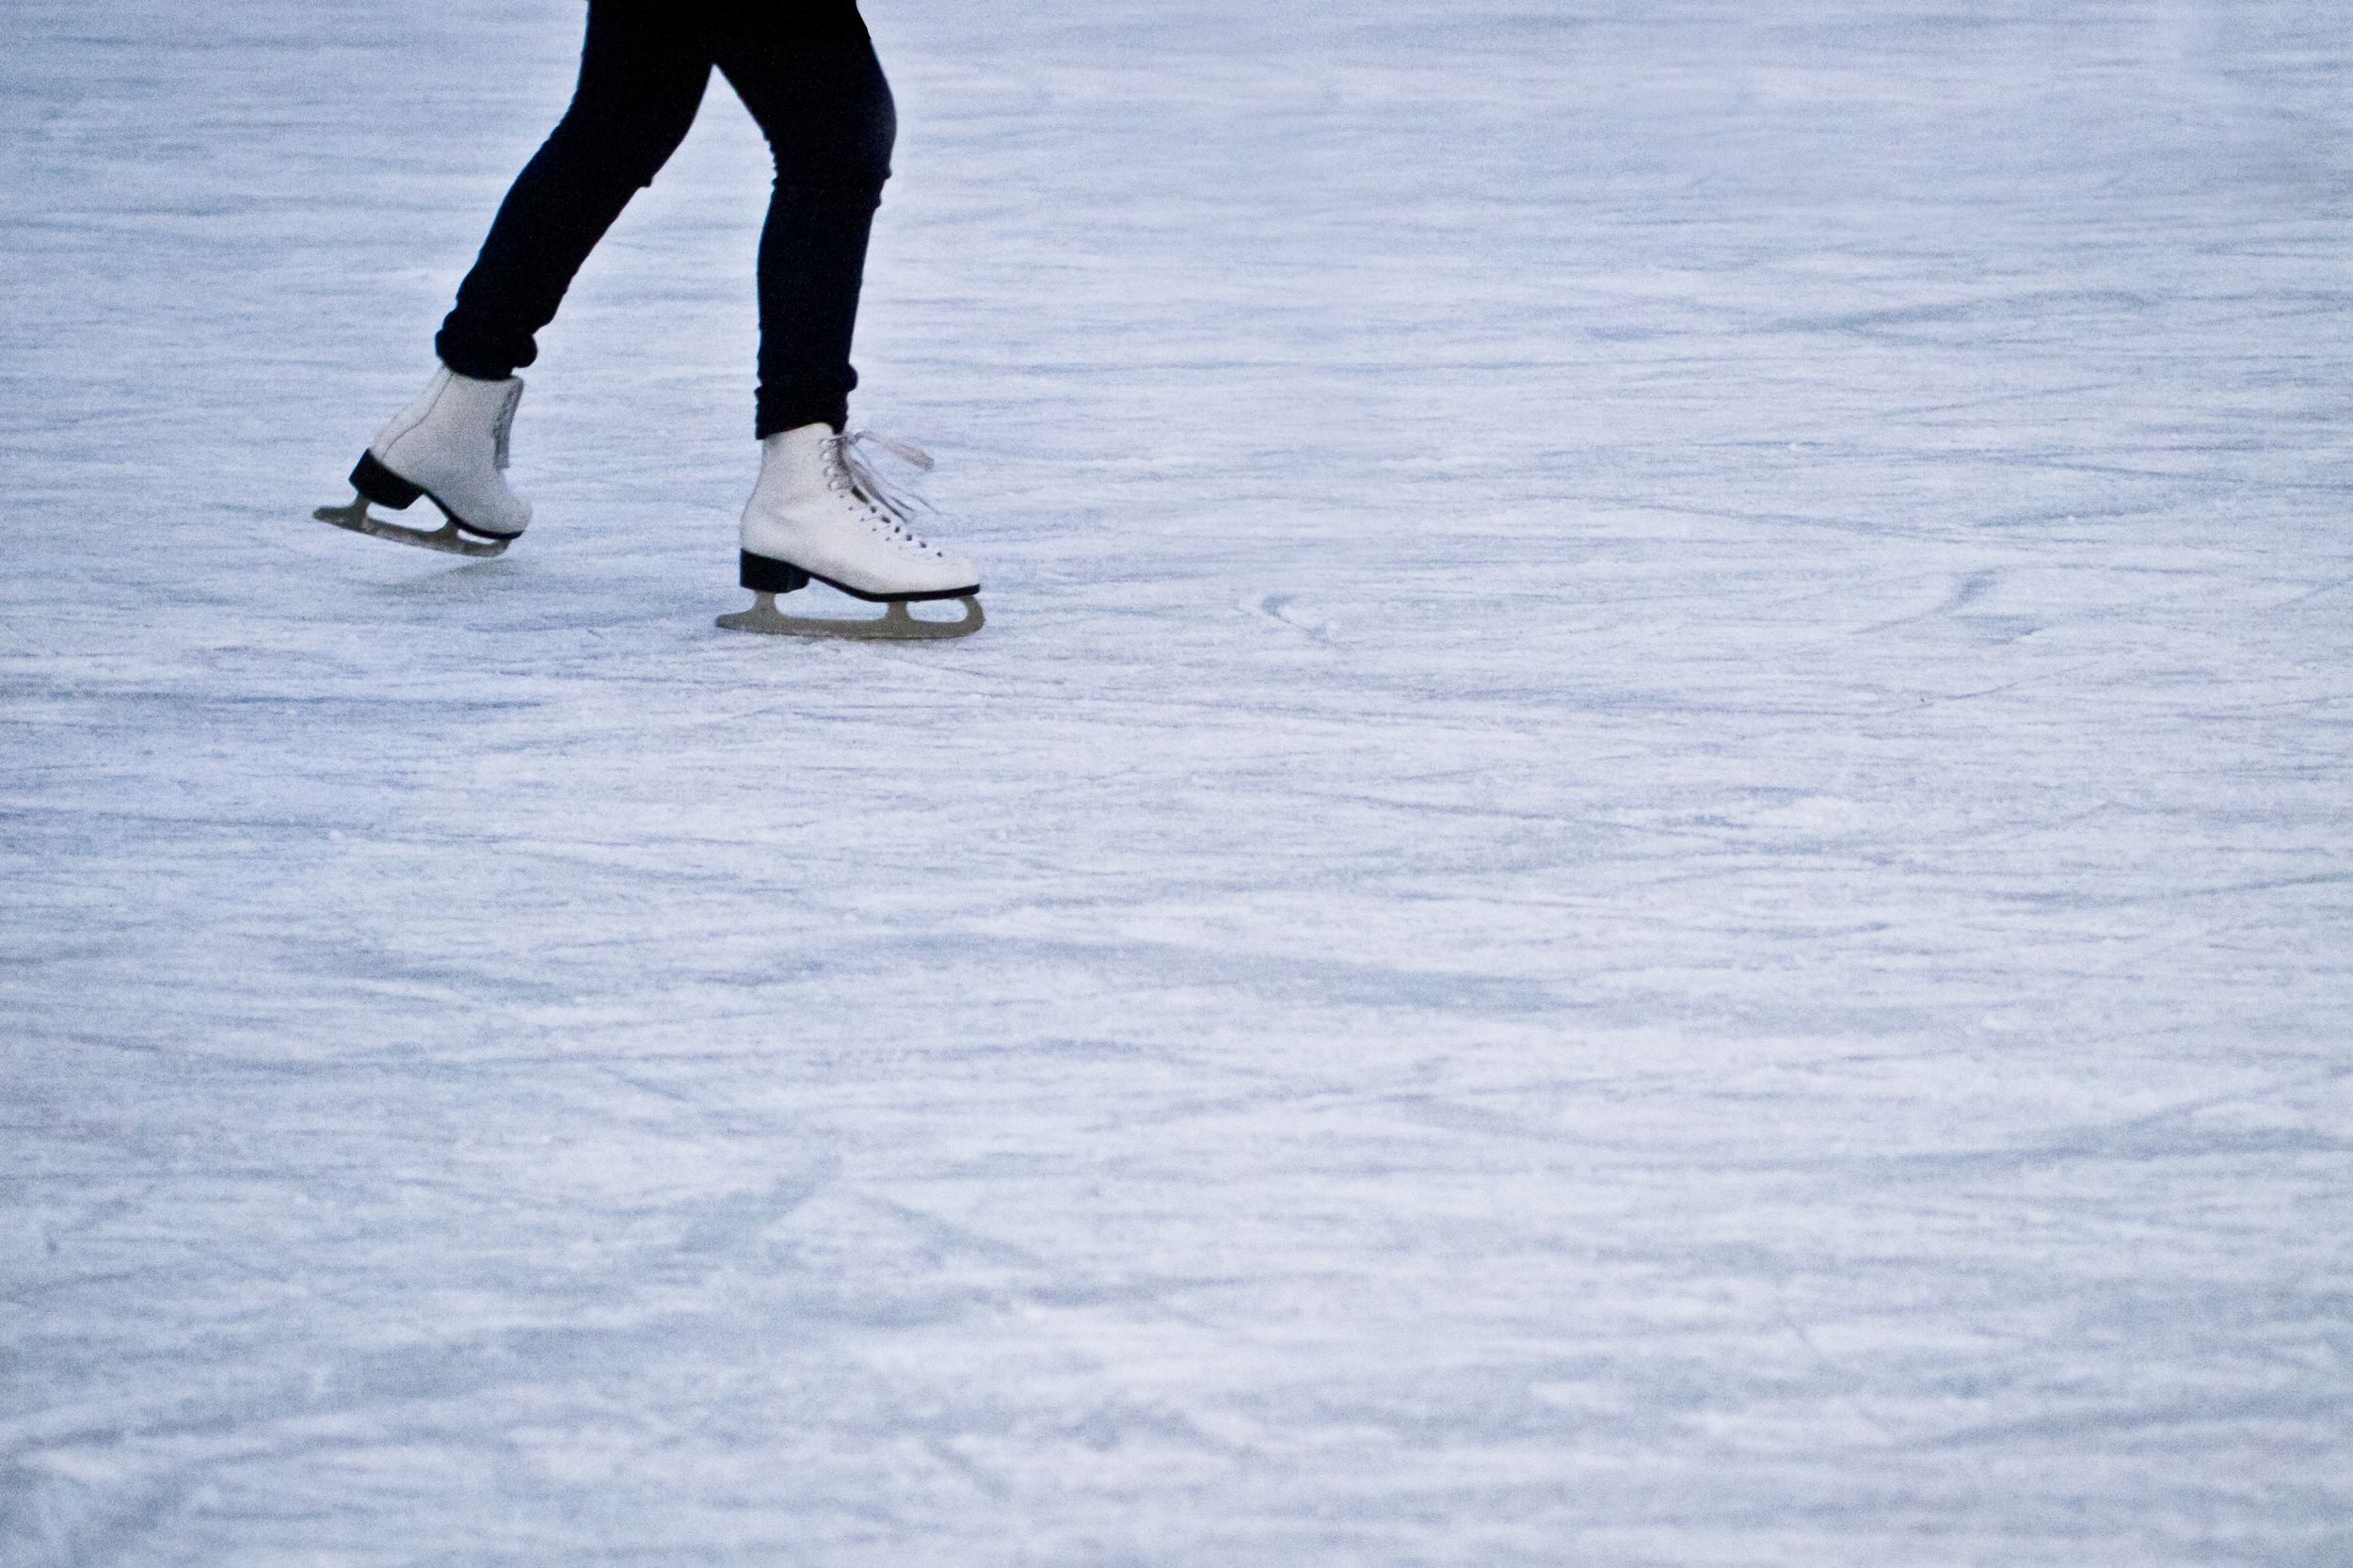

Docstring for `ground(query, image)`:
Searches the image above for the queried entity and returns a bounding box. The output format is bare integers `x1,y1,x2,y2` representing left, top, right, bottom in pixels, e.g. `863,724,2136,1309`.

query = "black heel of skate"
740,552,811,593
350,451,424,510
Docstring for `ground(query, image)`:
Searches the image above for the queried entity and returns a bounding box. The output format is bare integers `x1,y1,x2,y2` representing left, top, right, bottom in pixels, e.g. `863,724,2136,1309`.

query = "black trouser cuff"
434,326,533,383
755,402,851,440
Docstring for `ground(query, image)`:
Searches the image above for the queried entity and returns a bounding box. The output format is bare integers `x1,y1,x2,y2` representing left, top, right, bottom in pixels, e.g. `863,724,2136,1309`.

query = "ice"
4,0,2351,1562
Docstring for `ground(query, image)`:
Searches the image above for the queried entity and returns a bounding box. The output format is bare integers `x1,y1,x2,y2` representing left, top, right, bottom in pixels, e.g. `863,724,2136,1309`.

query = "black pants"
435,0,895,436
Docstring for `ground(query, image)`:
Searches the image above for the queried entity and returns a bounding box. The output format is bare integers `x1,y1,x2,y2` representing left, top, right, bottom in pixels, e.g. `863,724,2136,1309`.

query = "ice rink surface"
5,0,2351,1561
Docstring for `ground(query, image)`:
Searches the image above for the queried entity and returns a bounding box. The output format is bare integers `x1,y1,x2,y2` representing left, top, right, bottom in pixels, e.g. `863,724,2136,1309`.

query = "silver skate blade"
716,592,984,641
312,496,510,558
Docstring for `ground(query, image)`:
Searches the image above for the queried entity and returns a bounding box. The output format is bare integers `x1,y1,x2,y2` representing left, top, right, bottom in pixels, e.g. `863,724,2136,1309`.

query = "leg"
709,3,897,435
435,3,714,379
709,6,983,640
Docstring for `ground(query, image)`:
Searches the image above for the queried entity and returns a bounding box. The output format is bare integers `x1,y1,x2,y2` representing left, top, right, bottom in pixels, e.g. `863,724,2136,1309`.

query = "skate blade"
312,497,510,558
716,592,984,641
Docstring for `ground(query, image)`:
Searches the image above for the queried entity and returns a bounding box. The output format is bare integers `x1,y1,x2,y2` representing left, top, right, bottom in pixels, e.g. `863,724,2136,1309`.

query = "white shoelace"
826,430,938,546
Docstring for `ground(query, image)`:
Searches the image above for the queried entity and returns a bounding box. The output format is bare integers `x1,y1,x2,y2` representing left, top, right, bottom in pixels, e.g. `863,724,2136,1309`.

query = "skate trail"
5,1,2352,1564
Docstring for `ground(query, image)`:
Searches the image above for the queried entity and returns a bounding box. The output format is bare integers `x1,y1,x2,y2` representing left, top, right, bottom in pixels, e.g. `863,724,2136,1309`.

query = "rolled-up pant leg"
436,3,712,379
711,3,897,436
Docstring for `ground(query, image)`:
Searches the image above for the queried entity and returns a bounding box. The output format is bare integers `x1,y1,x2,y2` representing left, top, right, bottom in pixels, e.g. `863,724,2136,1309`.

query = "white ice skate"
716,424,984,640
314,366,533,556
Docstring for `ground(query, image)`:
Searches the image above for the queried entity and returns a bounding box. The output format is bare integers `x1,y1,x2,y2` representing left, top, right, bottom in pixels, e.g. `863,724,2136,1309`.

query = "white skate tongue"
490,380,522,471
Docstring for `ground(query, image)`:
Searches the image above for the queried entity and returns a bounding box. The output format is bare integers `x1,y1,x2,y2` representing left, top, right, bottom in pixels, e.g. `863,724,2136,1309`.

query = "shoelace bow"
826,430,938,546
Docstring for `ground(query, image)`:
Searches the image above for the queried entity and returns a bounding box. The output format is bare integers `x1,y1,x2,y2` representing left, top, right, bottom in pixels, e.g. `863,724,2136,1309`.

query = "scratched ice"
3,1,2349,1563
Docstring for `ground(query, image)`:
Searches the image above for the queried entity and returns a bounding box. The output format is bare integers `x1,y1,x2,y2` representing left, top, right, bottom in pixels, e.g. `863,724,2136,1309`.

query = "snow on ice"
3,1,2349,1563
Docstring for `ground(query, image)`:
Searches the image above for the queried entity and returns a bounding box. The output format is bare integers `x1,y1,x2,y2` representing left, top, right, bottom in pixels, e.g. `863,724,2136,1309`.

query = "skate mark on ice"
921,1436,1014,1502
1065,1398,1253,1459
669,1165,838,1257
367,559,520,601
1613,497,1947,540
2268,572,2353,609
867,933,1560,1015
0,1463,185,1568
1371,1091,1568,1143
862,1194,1050,1271
1249,592,1331,642
1769,287,2154,339
1848,569,2044,644
1880,378,2121,420
1926,1390,2353,1453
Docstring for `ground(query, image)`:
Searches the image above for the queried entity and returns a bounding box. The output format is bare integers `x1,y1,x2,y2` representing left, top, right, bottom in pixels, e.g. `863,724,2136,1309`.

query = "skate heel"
349,451,424,511
741,552,812,594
